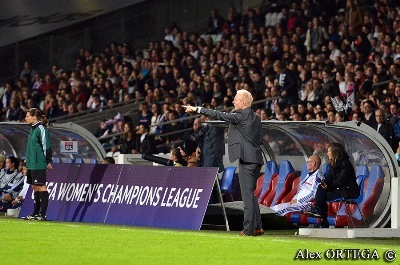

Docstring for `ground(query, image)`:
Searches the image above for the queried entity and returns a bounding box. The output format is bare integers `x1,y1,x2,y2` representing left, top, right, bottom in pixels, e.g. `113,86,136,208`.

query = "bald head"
306,155,321,171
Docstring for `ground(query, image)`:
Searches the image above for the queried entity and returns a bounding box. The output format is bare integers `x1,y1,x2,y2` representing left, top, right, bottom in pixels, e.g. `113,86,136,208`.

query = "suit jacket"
200,107,263,164
374,121,396,150
138,134,155,154
198,125,225,168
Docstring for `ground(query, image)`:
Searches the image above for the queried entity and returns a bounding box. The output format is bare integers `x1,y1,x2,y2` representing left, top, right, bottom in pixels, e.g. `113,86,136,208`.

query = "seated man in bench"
271,155,323,216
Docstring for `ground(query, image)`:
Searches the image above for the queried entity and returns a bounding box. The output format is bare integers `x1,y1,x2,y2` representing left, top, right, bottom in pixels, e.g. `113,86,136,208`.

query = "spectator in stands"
310,143,359,228
316,111,327,121
86,88,106,109
362,99,376,127
178,139,198,167
273,60,299,105
133,123,155,155
0,156,24,212
138,102,152,125
118,122,138,154
335,111,345,123
0,81,14,118
20,61,36,81
169,148,186,167
345,0,363,33
304,17,328,52
46,97,61,119
65,100,76,113
328,40,342,61
373,109,396,151
271,155,323,216
162,110,185,145
207,9,224,34
149,103,162,135
42,74,57,95
32,73,45,99
327,110,336,123
6,98,24,121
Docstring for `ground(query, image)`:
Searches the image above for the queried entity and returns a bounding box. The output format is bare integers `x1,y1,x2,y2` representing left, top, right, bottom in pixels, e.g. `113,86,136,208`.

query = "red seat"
260,173,279,206
257,161,279,202
274,171,300,205
261,160,296,207
280,171,302,203
254,174,264,198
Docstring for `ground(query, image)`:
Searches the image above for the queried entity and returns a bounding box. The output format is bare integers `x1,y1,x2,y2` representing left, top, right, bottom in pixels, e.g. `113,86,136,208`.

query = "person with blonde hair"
183,89,264,236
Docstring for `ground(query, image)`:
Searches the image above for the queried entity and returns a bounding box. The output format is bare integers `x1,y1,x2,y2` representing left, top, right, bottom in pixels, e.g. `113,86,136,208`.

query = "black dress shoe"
320,220,329,228
314,220,329,228
306,206,322,217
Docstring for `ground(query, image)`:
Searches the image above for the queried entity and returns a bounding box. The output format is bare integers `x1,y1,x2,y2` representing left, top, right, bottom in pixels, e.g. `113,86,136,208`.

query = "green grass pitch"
1,217,399,265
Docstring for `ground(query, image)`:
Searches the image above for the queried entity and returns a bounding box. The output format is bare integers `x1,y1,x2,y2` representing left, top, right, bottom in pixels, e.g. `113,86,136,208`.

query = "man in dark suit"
374,109,396,151
134,123,155,154
184,90,264,236
198,114,225,172
273,60,299,105
362,100,377,128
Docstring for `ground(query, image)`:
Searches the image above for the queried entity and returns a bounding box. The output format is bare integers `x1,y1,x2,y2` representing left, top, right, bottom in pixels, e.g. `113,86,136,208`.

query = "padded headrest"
356,165,369,177
369,165,385,182
300,162,308,181
266,161,278,176
320,163,330,176
279,160,294,179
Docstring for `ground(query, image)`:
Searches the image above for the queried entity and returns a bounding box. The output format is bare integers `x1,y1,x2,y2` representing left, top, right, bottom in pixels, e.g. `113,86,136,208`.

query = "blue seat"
258,161,279,203
53,157,62,163
75,158,84,164
220,166,237,201
331,172,368,227
89,158,98,164
65,158,73,163
289,163,309,224
358,165,384,220
320,163,330,177
333,165,383,227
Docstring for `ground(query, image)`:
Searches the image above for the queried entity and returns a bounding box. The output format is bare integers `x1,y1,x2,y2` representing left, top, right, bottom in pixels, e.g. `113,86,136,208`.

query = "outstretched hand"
182,105,197,113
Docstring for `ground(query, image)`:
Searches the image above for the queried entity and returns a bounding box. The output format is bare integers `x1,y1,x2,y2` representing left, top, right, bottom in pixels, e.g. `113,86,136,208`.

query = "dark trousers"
314,185,343,221
238,161,262,235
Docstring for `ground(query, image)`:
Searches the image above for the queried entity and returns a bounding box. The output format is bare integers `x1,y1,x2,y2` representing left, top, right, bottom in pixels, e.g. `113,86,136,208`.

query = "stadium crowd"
1,0,400,158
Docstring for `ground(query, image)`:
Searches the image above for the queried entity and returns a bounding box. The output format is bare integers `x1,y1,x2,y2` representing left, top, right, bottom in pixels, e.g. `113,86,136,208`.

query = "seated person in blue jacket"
271,155,323,216
310,142,359,228
11,162,29,209
0,156,24,211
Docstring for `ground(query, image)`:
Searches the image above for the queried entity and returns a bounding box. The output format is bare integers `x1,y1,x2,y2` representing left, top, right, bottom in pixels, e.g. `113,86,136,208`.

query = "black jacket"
323,154,359,199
